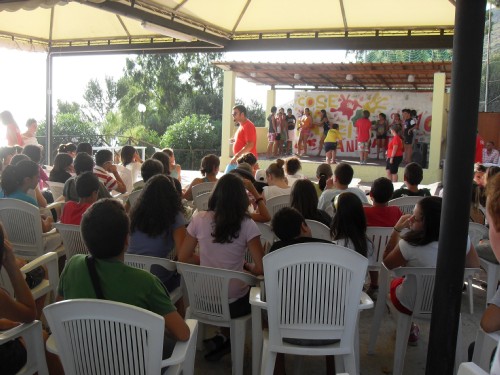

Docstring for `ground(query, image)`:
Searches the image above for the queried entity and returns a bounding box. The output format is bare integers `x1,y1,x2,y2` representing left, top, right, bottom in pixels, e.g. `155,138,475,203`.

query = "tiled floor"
192,279,487,375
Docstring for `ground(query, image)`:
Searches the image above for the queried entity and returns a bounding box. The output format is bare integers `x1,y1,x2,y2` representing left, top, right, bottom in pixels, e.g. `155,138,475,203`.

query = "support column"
45,53,53,164
426,1,486,374
427,72,447,182
220,70,236,166
265,88,276,117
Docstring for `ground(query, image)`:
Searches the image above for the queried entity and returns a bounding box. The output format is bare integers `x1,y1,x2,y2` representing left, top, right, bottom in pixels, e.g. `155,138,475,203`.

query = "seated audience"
178,173,264,361
383,196,479,345
392,162,431,198
284,156,304,187
364,177,403,299
58,199,190,352
318,162,368,211
60,172,99,225
121,145,143,185
483,141,499,165
63,152,111,202
49,153,74,184
314,163,333,197
94,149,127,194
262,159,291,201
330,192,372,259
290,179,331,226
21,118,39,146
183,154,220,201
152,151,183,196
128,174,186,293
473,163,487,188
163,148,182,182
1,160,53,232
23,144,48,190
9,154,47,208
58,143,77,158
76,142,92,155
237,152,259,175
0,146,16,174
124,159,164,213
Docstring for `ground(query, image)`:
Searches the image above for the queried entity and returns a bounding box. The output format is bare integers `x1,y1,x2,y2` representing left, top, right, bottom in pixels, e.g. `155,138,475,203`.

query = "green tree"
82,76,125,126
236,99,266,127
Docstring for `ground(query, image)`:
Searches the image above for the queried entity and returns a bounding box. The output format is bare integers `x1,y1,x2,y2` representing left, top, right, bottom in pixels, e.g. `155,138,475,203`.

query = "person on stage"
230,105,257,165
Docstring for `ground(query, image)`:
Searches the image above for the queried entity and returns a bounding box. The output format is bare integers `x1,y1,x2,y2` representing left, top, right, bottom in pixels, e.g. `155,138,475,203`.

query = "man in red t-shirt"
475,132,485,164
355,110,372,165
363,177,403,299
60,172,99,225
230,105,257,164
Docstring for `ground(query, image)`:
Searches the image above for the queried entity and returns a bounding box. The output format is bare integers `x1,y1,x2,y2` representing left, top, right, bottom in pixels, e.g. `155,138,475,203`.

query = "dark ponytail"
1,160,39,195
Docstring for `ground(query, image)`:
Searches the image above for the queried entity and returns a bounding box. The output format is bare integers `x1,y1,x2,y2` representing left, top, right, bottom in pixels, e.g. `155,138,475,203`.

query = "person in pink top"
355,110,372,165
0,111,23,146
179,173,264,361
230,105,257,165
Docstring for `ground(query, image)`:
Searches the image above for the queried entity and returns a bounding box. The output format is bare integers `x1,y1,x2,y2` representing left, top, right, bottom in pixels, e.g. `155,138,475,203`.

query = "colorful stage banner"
293,91,433,157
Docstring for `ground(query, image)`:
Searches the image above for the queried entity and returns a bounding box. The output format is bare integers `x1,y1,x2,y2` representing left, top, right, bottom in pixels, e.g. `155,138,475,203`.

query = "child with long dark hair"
291,179,331,226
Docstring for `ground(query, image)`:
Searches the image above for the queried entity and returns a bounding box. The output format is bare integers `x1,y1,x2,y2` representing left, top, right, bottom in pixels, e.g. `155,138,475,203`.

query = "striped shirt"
94,166,117,192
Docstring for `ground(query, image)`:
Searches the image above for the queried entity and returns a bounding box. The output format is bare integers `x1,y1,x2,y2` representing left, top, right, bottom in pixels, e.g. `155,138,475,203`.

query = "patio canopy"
213,61,453,91
0,0,455,54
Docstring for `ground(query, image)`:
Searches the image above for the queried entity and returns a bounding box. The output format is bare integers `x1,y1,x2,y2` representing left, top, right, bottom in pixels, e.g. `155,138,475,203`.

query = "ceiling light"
408,74,415,83
250,72,257,78
294,73,302,80
141,21,195,42
346,74,353,81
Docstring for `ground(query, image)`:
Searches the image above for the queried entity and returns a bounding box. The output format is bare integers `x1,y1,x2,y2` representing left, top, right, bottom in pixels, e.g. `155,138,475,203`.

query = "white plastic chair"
388,196,424,214
127,189,142,209
46,181,65,201
44,299,198,375
472,329,500,372
265,195,291,219
366,227,393,272
191,182,215,209
457,362,489,375
0,321,49,375
305,219,332,241
0,198,64,260
124,254,182,304
348,177,361,188
193,191,210,211
53,223,88,260
469,222,489,247
133,179,144,189
256,222,275,251
368,264,463,375
250,243,373,375
176,262,258,375
0,251,59,303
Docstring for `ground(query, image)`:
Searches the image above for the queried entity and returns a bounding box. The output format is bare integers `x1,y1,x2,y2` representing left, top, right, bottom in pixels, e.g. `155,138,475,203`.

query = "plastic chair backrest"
366,227,393,271
46,181,65,201
191,182,215,199
468,222,489,247
263,243,368,347
193,192,210,211
391,266,436,319
256,222,275,251
0,198,44,259
124,253,177,273
53,223,88,259
265,194,291,218
388,196,423,214
127,189,142,208
348,177,361,188
133,179,144,189
176,263,257,324
305,219,332,241
457,362,489,375
44,299,165,375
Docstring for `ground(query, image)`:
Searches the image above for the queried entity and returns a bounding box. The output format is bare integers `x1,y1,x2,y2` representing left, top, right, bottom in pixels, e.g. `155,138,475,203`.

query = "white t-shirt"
317,187,369,211
396,237,471,310
126,161,142,184
334,237,374,266
263,185,291,201
286,173,304,187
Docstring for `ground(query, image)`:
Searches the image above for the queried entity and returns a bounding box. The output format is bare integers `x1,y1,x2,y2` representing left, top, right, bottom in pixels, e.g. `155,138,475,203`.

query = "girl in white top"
284,156,305,187
262,159,291,200
120,145,142,188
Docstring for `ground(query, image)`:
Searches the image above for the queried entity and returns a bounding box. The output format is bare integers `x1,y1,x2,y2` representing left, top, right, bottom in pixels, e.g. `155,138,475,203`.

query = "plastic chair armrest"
161,319,198,367
46,334,58,354
46,201,64,211
249,287,267,309
359,291,374,310
20,252,58,273
0,321,38,344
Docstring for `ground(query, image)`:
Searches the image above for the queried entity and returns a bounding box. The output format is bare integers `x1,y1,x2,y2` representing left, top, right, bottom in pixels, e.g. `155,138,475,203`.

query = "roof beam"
231,0,252,34
230,68,448,75
85,0,228,47
339,0,348,34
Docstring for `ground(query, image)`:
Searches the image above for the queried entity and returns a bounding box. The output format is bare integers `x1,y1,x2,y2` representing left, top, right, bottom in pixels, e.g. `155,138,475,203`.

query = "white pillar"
265,89,276,118
221,70,236,165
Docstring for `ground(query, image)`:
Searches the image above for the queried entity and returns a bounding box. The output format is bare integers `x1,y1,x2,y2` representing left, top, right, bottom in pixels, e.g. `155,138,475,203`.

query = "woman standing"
178,173,264,360
386,124,404,182
297,108,312,156
0,111,23,147
316,109,330,156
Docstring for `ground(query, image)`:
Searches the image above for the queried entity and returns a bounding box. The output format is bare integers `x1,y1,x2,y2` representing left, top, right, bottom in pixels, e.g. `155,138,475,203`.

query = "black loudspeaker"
411,143,429,168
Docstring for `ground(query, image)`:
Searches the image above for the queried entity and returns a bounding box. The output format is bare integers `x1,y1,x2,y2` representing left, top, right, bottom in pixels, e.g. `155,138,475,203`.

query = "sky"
0,47,352,129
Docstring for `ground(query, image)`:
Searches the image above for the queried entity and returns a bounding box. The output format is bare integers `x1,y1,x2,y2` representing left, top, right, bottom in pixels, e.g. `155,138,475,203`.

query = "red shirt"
355,118,372,142
233,119,257,157
60,201,92,225
387,135,404,157
475,135,484,164
364,206,403,227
